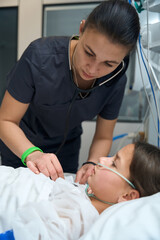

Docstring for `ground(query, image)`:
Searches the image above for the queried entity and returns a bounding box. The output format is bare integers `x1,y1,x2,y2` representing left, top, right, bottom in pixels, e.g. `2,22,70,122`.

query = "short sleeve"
99,74,127,120
7,41,41,103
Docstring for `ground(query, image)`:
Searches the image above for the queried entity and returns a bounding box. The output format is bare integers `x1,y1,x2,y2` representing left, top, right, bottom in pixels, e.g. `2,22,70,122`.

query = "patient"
85,141,160,213
0,141,160,240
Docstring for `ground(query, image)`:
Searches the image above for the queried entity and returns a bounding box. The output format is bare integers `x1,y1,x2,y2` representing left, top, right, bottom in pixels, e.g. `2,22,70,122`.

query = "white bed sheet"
0,166,99,240
80,192,160,240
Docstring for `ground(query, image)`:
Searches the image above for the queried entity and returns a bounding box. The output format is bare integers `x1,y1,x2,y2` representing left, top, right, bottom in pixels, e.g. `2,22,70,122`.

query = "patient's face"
87,144,134,203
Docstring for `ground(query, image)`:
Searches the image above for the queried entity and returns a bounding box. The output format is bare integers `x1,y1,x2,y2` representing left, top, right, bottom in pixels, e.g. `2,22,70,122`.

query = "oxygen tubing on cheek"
85,163,136,205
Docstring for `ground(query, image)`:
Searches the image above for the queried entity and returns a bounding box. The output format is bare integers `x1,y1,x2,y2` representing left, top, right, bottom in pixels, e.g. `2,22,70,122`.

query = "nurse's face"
73,27,129,81
87,144,135,203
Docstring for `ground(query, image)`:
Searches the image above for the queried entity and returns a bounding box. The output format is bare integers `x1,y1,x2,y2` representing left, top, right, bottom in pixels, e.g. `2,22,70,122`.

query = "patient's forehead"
122,144,134,154
120,144,135,164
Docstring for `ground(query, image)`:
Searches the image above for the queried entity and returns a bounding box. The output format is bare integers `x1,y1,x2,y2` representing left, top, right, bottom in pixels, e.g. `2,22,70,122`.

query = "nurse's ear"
79,19,86,37
117,189,140,203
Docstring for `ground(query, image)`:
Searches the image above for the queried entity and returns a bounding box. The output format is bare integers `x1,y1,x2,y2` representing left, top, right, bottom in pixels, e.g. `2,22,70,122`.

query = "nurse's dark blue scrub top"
0,36,127,173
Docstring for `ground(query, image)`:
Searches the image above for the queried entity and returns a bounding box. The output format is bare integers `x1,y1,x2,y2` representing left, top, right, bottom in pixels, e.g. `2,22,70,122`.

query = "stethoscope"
70,59,125,94
55,41,129,156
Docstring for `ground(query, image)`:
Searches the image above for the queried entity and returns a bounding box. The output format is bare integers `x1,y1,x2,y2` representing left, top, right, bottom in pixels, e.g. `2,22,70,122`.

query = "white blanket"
0,166,99,240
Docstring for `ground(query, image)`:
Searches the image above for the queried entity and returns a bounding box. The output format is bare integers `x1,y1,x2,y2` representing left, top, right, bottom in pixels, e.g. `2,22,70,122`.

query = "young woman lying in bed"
0,141,160,240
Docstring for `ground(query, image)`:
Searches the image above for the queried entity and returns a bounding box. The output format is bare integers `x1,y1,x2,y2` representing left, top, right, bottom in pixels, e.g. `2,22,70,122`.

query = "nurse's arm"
75,116,117,184
0,91,64,180
87,116,117,162
0,90,32,158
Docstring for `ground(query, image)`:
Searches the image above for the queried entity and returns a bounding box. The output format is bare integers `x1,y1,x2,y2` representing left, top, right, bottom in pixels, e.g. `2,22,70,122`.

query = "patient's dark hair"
130,142,160,197
83,0,140,52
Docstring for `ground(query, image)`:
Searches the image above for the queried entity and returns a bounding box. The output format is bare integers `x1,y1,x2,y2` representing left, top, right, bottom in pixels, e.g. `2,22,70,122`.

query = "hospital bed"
0,169,160,240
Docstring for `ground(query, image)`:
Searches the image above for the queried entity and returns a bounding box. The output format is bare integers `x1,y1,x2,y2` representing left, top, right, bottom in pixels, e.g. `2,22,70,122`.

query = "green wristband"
21,146,43,166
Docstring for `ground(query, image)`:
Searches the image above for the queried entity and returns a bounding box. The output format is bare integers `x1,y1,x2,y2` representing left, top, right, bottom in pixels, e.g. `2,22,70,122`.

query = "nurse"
0,0,140,183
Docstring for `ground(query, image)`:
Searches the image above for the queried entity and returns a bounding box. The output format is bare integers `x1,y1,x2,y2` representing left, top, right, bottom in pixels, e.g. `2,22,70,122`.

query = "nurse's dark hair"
83,0,140,51
130,142,160,197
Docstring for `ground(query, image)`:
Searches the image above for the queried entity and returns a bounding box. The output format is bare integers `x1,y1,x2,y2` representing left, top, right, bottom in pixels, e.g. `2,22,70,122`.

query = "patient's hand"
75,164,95,184
26,151,64,180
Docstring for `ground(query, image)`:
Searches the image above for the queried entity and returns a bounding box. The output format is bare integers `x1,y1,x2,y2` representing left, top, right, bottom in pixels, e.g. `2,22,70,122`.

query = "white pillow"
80,192,160,240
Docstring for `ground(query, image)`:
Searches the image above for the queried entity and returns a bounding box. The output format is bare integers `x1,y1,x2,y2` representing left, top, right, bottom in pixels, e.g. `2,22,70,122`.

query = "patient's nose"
99,156,114,166
99,157,108,165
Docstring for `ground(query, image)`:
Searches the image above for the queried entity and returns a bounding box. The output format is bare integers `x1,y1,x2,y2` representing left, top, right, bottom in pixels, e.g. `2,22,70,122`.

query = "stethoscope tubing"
71,60,125,94
55,90,78,155
56,58,128,156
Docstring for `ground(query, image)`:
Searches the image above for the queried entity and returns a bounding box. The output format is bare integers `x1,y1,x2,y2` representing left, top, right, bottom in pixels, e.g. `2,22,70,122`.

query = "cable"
113,133,128,141
136,48,156,133
146,0,150,70
55,90,78,155
129,0,159,146
139,35,160,147
117,132,138,152
138,2,160,147
138,44,160,122
137,42,160,142
113,129,144,153
141,47,160,92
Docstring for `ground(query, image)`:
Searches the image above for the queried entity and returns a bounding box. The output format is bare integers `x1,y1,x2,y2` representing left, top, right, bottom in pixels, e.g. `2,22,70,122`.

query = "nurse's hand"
26,151,64,180
75,163,95,184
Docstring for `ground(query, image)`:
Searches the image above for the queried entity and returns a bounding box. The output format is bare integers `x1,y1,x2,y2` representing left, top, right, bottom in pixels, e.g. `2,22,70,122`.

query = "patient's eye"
112,160,116,167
